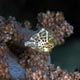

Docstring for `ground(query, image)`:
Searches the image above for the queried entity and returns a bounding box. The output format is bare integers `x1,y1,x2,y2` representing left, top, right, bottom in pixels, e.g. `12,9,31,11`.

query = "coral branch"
0,11,77,80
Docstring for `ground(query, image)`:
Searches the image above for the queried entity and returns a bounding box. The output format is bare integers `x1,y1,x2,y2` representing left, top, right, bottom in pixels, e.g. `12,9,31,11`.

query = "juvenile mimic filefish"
24,28,57,53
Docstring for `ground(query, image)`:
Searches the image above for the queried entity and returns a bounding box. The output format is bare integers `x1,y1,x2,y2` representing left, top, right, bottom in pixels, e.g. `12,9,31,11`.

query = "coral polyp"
0,11,79,80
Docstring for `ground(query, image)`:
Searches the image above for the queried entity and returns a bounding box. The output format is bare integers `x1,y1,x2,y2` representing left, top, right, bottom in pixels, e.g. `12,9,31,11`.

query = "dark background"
0,0,80,72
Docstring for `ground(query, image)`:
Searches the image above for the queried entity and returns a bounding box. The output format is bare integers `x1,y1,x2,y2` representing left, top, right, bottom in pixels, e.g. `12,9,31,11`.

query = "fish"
24,28,57,53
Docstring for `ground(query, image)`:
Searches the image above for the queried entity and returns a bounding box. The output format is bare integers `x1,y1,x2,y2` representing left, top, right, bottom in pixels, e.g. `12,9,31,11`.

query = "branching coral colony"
0,11,79,80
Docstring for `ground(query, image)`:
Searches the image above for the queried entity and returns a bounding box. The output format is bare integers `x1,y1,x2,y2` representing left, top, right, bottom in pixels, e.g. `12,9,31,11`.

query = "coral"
37,11,73,45
0,11,79,80
0,44,11,79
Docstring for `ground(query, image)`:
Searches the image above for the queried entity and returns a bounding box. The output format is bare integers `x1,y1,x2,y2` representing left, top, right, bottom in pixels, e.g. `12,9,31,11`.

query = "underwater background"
0,0,80,72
